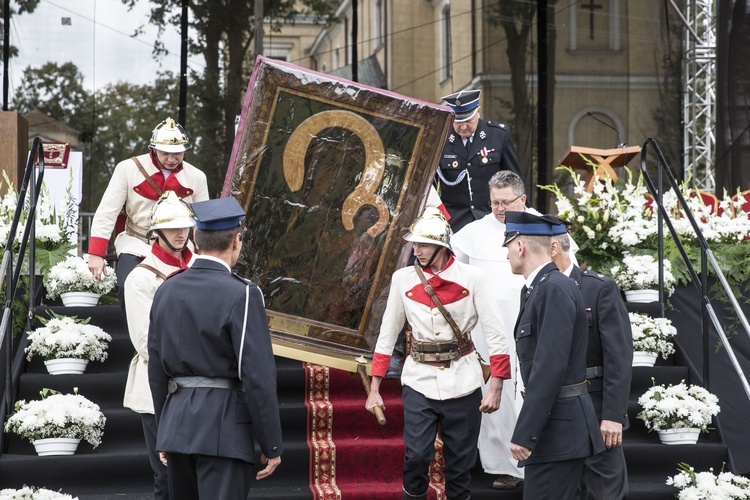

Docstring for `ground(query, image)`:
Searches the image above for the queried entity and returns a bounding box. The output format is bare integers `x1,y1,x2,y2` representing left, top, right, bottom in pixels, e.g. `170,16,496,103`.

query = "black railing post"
701,249,709,389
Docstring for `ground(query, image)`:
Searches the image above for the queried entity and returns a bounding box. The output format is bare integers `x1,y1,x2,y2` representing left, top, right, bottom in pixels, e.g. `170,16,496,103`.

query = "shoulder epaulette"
231,273,252,285
581,269,607,282
485,121,507,129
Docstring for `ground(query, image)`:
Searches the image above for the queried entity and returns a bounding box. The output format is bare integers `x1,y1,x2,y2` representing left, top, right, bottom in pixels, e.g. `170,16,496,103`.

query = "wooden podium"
556,145,641,192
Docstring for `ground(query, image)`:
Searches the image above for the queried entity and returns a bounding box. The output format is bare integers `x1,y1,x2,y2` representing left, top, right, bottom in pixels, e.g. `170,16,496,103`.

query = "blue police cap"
190,197,246,231
441,89,480,122
503,211,570,246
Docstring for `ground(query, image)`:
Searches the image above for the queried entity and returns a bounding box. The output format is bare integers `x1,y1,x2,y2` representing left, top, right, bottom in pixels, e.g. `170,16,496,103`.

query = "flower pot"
657,428,700,445
32,437,81,456
632,351,657,367
44,358,89,375
60,291,101,307
624,289,659,303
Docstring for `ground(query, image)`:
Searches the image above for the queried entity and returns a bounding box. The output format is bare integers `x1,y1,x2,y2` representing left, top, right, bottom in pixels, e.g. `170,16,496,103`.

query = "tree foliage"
13,62,185,211
0,0,41,61
13,62,90,130
120,0,338,196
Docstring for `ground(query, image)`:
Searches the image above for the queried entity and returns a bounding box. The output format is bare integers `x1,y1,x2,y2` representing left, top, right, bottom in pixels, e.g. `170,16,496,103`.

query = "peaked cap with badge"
436,89,523,233
503,211,570,246
191,197,246,231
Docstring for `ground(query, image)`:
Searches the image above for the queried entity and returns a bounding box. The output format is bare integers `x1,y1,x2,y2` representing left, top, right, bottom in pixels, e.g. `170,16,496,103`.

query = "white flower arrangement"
26,313,111,363
637,379,720,433
0,172,77,273
0,486,78,499
630,312,677,359
43,254,116,300
540,167,750,290
667,462,750,499
611,253,676,295
4,388,106,448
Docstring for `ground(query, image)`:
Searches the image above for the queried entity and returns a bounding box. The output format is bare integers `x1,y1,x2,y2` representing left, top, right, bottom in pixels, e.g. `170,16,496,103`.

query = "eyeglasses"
491,194,523,208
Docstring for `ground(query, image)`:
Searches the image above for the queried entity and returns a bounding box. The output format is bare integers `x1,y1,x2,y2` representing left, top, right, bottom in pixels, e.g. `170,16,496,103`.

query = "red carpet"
305,363,446,499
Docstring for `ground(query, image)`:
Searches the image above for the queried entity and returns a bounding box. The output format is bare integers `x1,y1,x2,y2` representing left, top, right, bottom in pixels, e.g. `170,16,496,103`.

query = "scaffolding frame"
678,0,717,192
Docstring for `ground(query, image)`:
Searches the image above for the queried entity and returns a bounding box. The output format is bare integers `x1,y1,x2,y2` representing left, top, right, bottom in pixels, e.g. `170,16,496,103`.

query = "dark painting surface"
224,57,453,355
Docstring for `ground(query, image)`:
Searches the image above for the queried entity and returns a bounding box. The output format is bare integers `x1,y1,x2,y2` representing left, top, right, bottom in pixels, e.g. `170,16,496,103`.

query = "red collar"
421,254,455,276
153,240,192,269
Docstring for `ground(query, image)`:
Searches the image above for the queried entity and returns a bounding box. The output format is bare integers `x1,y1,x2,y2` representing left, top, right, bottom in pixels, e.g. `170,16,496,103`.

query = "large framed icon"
223,56,453,366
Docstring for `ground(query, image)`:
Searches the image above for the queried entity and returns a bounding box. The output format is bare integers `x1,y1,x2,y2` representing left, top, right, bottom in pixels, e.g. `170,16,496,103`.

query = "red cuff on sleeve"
490,354,511,379
88,236,110,257
371,352,393,378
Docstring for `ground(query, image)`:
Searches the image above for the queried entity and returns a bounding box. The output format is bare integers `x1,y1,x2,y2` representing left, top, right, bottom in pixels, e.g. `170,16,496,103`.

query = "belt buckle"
168,379,178,394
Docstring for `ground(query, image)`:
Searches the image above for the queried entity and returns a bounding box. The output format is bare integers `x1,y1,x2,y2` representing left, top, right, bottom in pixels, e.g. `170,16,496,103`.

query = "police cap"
191,197,246,231
503,211,570,246
441,89,480,122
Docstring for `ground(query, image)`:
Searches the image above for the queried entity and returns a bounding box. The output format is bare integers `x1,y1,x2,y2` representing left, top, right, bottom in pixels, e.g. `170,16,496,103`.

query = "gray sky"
8,0,203,96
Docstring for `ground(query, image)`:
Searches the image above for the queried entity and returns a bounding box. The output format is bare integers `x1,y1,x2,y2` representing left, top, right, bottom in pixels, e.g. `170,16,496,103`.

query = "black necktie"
520,285,529,304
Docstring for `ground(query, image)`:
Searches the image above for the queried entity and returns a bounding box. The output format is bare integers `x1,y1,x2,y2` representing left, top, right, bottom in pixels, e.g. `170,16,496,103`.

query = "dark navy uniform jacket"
436,119,521,232
572,266,633,427
148,258,283,463
511,262,604,465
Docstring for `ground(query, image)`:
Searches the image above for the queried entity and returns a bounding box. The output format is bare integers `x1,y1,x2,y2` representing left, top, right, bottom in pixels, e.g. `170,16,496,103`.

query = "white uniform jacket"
372,257,511,400
123,242,194,413
88,152,208,258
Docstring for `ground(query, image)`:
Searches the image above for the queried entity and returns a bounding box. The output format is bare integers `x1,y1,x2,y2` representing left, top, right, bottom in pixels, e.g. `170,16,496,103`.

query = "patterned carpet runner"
305,363,446,499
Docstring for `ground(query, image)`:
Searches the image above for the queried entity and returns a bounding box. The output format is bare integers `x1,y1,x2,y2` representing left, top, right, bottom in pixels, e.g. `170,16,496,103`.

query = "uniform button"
520,329,525,334
468,162,472,166
135,187,140,192
407,292,413,297
461,290,468,295
272,446,278,452
433,310,439,316
439,366,445,371
435,331,441,336
531,437,538,443
470,205,475,209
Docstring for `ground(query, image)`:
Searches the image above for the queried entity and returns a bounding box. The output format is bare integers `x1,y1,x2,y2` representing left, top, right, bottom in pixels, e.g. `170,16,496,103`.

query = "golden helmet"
149,117,190,153
147,191,195,239
403,207,452,250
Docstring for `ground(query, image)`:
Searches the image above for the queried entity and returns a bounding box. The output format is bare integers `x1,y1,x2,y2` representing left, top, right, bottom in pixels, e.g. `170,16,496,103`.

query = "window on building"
569,0,620,52
374,0,385,48
440,2,452,81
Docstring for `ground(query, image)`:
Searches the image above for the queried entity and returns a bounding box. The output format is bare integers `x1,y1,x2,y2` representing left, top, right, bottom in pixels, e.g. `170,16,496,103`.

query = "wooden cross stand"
556,145,641,192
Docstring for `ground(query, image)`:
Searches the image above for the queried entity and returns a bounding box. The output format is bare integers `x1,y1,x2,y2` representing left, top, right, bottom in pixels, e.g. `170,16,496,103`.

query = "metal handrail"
640,138,750,399
0,137,44,434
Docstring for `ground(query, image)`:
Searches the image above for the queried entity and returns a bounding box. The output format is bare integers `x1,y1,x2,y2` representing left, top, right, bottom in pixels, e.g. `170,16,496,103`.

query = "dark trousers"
116,253,144,316
141,413,169,500
523,458,586,500
402,386,482,500
580,445,628,500
166,453,252,500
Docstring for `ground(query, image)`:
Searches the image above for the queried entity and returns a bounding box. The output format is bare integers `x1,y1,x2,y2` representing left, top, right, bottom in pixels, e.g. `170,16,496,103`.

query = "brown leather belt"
125,219,150,243
411,340,476,368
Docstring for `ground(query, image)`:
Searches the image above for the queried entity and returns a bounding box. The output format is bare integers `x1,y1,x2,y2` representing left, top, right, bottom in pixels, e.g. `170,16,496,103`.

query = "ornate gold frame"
223,56,453,361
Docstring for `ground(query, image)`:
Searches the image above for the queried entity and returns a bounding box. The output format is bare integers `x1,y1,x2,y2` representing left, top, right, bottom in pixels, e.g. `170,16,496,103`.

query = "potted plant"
43,254,116,306
26,312,112,375
629,312,677,367
0,486,79,499
637,379,720,445
610,253,676,303
3,388,106,456
667,462,750,499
